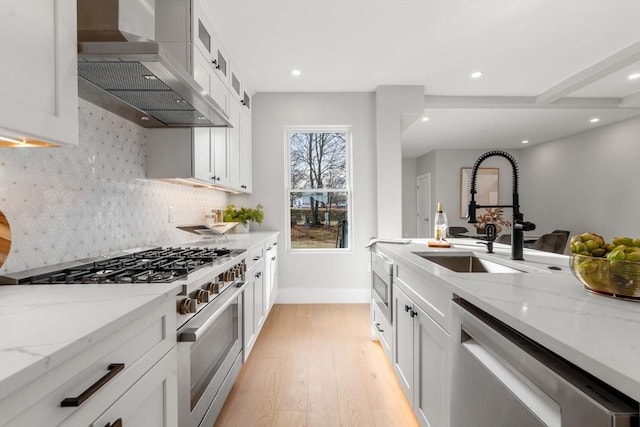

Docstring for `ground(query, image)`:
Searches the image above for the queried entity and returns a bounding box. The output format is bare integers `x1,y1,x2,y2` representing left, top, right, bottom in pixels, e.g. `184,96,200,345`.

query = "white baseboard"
276,287,370,304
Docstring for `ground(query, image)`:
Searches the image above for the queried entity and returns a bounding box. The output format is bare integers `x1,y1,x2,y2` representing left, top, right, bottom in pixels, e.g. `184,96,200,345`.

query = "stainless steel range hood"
77,0,232,128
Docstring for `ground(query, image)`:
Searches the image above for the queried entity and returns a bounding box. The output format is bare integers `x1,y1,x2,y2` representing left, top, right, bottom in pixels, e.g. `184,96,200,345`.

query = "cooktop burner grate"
23,247,234,285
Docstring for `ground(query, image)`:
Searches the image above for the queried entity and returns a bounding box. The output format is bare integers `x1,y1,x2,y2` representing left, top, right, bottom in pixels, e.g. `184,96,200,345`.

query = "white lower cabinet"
243,262,265,360
371,300,392,360
264,237,279,312
393,285,450,427
0,299,177,427
67,348,178,427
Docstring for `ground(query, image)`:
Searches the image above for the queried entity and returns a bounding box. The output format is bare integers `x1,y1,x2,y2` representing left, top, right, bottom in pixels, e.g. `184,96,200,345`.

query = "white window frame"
284,126,353,253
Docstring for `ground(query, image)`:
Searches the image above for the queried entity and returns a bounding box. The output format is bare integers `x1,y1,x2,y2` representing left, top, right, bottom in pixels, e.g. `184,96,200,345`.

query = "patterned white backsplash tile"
0,100,227,274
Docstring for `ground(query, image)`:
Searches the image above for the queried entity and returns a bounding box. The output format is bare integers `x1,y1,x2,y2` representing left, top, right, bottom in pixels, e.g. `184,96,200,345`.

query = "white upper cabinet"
0,0,79,147
151,0,252,194
193,1,230,88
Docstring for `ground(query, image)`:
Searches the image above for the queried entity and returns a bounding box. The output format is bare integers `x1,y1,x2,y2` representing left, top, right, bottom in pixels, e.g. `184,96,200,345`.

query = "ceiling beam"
620,91,640,108
424,95,627,109
535,42,640,104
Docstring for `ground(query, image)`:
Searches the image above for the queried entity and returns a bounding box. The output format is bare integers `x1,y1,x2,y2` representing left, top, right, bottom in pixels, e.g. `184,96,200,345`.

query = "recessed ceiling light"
470,71,483,79
143,75,157,80
521,140,529,144
291,69,301,76
140,116,150,121
421,117,429,122
590,117,600,123
628,73,640,80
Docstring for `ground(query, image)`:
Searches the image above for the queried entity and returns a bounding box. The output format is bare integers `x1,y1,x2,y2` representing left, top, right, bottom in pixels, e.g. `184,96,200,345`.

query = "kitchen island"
374,238,640,412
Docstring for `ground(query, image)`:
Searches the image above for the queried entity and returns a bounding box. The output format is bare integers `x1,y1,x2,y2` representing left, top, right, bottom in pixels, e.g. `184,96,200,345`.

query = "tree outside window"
287,129,351,250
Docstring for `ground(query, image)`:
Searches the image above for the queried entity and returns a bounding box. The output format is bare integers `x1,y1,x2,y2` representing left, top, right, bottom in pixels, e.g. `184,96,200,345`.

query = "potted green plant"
223,204,264,233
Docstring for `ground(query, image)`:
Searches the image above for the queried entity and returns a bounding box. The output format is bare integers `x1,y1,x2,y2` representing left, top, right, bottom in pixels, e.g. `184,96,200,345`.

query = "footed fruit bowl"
570,254,640,301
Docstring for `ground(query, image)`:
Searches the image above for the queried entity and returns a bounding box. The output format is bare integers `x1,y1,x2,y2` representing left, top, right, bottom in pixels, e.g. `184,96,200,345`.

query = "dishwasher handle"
461,337,561,427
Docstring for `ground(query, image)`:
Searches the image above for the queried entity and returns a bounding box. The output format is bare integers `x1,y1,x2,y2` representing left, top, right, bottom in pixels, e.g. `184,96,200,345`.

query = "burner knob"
195,289,209,303
177,298,196,315
208,281,221,294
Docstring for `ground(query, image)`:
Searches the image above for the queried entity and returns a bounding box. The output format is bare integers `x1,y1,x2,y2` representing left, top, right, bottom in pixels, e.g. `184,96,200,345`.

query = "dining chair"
530,233,569,254
448,226,469,237
495,234,511,244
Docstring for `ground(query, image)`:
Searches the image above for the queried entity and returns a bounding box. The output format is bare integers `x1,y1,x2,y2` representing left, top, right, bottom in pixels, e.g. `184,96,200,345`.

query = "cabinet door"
227,100,242,190
0,0,78,147
254,267,265,330
192,128,212,182
266,241,278,311
243,274,256,360
87,348,178,427
211,127,229,186
239,107,252,192
413,304,449,427
393,286,414,404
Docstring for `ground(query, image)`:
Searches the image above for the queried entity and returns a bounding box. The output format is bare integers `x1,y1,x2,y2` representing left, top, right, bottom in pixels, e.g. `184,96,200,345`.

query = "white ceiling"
206,0,640,158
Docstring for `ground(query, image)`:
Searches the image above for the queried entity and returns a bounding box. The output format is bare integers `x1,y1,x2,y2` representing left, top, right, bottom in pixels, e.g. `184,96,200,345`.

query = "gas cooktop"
0,247,236,285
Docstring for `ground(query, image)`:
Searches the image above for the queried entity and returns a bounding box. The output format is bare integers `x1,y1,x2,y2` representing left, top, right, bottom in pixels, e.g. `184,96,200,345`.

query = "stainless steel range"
0,245,248,427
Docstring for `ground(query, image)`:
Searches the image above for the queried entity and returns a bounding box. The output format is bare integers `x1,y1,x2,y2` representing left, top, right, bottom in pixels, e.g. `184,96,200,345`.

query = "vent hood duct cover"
77,0,232,128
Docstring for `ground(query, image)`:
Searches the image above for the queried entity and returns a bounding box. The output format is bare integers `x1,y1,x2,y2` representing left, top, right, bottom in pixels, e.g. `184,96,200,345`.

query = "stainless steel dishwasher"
450,299,639,427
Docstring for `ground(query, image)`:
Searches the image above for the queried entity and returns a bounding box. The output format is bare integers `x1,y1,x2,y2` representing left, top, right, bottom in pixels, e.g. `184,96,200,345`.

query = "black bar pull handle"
61,363,125,407
105,418,123,427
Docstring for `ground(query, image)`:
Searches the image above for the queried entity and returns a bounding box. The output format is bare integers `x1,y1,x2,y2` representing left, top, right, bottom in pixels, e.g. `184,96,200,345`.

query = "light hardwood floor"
215,304,418,427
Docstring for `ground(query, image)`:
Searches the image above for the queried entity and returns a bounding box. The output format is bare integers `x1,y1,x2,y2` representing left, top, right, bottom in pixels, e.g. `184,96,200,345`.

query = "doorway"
416,173,431,238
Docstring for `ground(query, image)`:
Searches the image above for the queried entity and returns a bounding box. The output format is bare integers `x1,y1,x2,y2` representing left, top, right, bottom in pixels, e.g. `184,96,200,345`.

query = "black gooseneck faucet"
467,150,536,260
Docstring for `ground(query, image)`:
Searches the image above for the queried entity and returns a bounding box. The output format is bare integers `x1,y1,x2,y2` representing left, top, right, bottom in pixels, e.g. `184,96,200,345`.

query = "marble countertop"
0,283,182,399
0,231,278,399
375,238,640,402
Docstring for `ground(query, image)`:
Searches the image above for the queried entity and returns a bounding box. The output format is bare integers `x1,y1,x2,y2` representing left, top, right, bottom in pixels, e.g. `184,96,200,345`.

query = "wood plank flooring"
215,304,418,427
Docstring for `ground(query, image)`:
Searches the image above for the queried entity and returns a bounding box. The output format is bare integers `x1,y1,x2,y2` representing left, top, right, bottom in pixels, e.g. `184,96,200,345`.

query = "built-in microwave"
371,251,393,324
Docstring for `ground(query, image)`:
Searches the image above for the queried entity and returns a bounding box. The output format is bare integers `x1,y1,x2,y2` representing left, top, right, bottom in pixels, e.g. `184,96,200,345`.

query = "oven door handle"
178,282,246,342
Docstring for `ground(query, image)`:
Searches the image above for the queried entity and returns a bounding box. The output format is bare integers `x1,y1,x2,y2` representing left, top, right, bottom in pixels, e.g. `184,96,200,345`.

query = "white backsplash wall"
0,100,227,274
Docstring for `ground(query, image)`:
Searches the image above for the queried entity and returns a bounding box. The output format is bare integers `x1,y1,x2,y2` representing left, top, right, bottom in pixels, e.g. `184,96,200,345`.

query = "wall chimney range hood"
77,0,232,128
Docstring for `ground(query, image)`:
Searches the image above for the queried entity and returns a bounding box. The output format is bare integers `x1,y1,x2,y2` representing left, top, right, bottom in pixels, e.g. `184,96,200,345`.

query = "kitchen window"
286,128,352,251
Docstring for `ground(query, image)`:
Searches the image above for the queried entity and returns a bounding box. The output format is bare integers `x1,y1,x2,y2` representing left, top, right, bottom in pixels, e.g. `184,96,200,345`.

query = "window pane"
290,192,349,249
290,132,347,190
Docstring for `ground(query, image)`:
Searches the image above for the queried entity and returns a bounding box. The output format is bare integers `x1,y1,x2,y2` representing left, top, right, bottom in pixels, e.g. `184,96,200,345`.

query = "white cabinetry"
0,300,178,427
150,0,252,193
390,255,452,427
264,237,279,312
65,348,178,427
243,245,265,360
394,286,449,427
0,0,79,147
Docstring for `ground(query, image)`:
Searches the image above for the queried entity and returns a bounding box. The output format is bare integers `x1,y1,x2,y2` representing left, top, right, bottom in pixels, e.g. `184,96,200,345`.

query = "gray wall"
232,92,377,303
402,158,417,237
413,149,521,234
520,116,640,241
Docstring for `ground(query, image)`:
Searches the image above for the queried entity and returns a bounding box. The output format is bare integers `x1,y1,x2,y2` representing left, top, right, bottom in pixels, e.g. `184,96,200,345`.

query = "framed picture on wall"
460,167,499,218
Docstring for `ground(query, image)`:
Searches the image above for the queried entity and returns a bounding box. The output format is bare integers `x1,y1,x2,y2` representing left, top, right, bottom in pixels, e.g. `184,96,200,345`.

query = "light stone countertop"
0,231,278,399
0,283,182,399
375,238,640,402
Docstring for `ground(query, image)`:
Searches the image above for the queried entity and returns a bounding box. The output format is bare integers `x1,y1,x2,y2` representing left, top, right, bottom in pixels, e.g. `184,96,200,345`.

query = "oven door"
371,251,393,323
177,281,245,427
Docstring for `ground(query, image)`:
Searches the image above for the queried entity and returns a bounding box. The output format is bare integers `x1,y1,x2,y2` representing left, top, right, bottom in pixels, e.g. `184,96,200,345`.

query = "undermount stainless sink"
413,252,526,273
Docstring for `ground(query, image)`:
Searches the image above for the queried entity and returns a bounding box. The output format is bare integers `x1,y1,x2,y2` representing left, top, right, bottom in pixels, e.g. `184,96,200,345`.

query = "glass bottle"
434,202,448,242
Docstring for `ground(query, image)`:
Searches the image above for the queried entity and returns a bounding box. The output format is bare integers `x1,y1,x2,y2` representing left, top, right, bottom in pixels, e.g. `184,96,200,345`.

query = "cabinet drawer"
395,260,452,332
0,300,176,427
246,245,264,272
372,300,392,361
83,347,177,427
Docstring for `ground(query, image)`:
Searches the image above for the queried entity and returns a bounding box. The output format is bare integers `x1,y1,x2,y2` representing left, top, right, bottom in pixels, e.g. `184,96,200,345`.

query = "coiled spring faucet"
467,150,535,260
